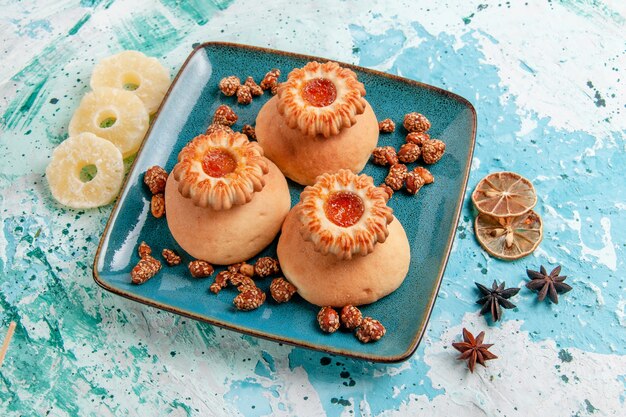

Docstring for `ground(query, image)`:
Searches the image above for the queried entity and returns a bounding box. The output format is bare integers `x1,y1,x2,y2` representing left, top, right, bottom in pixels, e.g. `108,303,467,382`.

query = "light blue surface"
1,0,625,416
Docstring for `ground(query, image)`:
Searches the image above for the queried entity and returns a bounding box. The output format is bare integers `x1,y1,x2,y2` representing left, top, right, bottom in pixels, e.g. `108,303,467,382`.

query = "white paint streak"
377,314,626,417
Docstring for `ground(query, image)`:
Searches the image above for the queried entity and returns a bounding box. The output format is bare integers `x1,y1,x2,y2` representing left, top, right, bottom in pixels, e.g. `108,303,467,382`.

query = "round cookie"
165,159,291,265
256,96,379,185
277,209,410,307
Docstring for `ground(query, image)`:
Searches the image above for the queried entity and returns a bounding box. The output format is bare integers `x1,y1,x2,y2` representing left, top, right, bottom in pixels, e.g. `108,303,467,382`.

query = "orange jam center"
324,191,365,228
302,78,337,107
202,148,237,178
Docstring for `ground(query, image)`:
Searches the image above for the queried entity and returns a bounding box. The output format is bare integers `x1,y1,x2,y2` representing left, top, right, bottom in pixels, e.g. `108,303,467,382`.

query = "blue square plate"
93,42,476,362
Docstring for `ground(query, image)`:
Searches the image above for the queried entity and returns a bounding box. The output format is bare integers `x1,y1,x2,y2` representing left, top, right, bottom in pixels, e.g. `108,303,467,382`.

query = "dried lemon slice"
46,132,124,209
474,210,543,260
472,172,537,218
90,50,170,114
68,87,149,158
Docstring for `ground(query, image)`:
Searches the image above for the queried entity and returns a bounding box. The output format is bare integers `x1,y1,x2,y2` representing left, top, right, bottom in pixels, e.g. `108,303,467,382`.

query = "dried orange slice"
472,172,537,218
474,210,543,260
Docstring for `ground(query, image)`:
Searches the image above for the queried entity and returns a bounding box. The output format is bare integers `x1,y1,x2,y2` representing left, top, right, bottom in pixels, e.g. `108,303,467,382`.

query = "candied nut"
270,83,280,95
270,277,297,303
372,146,398,166
405,171,425,195
340,305,363,330
422,139,446,164
210,270,231,294
355,317,386,343
131,256,161,285
242,124,256,140
219,76,240,96
385,163,408,191
260,68,280,90
144,165,168,195
403,112,431,133
161,248,181,266
378,118,396,133
236,85,252,104
413,167,434,184
189,260,214,278
378,183,394,202
151,193,166,218
235,278,256,291
406,131,430,146
206,123,234,135
254,257,280,278
137,241,151,258
213,105,238,126
317,306,340,333
233,286,266,311
227,262,255,277
229,272,255,288
244,76,263,96
397,143,421,163
240,263,255,277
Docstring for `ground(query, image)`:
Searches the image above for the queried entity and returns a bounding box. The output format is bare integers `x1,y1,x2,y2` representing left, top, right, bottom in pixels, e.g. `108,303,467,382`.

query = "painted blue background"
1,0,624,415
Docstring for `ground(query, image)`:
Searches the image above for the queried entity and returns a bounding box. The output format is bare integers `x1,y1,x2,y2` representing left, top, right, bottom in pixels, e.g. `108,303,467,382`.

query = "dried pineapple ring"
90,50,170,114
474,210,543,261
68,87,149,158
46,132,124,209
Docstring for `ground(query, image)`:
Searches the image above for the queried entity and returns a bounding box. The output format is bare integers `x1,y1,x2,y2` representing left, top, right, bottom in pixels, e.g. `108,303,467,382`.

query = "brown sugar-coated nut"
244,76,264,96
403,112,431,133
270,277,297,303
413,167,434,184
161,248,181,266
405,131,430,146
236,85,253,105
233,286,266,311
188,260,214,278
422,139,446,164
340,305,363,330
228,262,254,277
144,165,168,195
213,105,238,126
206,123,234,135
397,143,421,163
229,272,255,288
260,69,280,90
131,256,162,285
405,171,425,195
151,193,166,218
137,241,151,258
254,257,280,278
378,183,394,202
209,270,231,294
242,124,256,140
355,317,386,343
378,118,396,133
385,163,408,191
218,76,240,96
372,146,399,166
270,83,280,95
317,306,340,333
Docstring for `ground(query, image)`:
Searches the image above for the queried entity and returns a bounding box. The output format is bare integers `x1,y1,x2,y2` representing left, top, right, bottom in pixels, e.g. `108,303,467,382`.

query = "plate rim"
92,41,477,363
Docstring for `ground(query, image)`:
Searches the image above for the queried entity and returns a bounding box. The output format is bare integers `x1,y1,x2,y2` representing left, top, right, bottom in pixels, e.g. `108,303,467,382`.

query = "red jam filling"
324,192,365,227
202,148,237,178
302,78,337,107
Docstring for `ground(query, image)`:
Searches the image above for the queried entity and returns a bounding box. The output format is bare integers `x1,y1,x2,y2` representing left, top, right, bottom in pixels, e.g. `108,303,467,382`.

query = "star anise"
526,265,572,304
475,280,520,322
452,328,498,373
